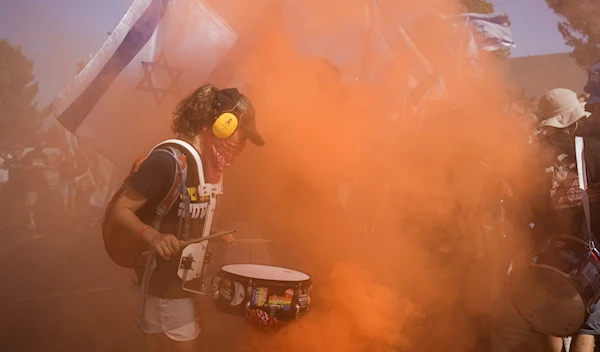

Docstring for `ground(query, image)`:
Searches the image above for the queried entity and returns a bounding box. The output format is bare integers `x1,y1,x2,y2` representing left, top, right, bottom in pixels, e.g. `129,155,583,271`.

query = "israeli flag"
443,13,515,51
362,0,435,88
48,0,264,169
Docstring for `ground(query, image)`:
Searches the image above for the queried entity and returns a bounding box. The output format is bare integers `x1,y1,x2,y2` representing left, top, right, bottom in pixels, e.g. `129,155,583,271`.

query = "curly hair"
172,84,219,135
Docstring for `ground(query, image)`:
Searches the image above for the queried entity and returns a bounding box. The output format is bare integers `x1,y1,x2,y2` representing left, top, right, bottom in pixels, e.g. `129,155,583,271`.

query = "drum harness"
137,139,223,331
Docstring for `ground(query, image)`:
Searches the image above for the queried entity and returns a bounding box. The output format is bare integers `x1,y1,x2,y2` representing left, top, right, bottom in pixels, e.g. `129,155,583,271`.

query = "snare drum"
509,235,600,337
213,264,313,322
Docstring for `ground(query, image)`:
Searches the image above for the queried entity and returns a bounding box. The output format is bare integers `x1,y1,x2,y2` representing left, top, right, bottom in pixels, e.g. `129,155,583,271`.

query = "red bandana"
202,127,246,183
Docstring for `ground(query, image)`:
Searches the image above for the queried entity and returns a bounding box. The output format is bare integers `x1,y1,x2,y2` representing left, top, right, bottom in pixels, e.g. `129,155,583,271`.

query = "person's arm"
108,152,181,260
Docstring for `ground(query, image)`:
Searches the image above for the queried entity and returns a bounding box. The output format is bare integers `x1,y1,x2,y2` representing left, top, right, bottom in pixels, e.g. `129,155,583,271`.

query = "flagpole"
456,17,470,81
358,0,374,85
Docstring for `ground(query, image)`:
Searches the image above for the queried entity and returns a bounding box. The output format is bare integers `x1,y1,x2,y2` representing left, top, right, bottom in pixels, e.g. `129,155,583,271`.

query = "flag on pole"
364,0,435,89
362,0,447,128
450,18,483,80
49,0,249,169
442,13,515,52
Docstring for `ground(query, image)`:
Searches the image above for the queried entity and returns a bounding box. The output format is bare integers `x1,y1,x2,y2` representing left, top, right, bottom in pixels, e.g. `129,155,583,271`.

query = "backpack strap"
163,146,192,241
136,146,187,332
155,139,210,197
147,148,187,231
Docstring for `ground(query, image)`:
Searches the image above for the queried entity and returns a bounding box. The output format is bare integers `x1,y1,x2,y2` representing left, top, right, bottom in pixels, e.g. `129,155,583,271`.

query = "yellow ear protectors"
212,95,249,139
212,112,240,139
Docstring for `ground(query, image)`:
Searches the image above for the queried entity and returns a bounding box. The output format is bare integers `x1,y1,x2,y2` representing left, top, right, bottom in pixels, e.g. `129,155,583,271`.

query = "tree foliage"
0,39,40,146
459,0,494,14
545,0,600,69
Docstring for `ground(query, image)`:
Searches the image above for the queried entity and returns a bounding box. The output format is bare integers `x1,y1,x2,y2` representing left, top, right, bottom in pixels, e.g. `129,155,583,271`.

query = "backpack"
102,142,191,268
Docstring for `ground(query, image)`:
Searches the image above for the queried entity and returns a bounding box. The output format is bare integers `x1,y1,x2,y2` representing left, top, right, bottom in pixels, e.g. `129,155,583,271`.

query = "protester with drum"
104,85,263,352
507,88,600,352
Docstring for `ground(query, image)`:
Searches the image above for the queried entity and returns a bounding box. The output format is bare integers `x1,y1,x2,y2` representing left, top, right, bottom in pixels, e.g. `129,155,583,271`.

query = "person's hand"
146,232,181,260
219,233,235,247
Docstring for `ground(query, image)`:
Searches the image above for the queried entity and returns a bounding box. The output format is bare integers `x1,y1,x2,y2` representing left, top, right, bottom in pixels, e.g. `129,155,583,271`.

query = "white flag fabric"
50,0,243,169
361,0,447,128
448,19,483,79
363,0,434,88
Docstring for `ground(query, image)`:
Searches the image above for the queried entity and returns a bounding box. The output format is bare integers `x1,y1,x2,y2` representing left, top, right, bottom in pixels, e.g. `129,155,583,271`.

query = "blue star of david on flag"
136,52,183,105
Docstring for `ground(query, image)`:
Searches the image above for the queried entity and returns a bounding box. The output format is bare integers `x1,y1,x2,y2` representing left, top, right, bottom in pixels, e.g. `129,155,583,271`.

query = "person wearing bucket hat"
525,88,600,351
537,88,591,131
105,84,264,351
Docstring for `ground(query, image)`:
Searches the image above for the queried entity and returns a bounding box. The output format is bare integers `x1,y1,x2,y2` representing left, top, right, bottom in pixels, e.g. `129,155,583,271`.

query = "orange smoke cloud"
216,0,533,351
241,261,417,352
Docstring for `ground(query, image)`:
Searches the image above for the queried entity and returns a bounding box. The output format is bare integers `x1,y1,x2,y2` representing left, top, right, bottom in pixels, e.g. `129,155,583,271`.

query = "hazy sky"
491,0,570,57
0,0,572,106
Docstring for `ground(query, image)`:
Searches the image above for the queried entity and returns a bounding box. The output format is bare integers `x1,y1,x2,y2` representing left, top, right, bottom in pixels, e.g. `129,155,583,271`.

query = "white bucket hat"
538,88,591,129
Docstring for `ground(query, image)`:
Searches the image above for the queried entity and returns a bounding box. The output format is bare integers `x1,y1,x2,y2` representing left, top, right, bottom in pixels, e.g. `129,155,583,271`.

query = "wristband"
139,225,150,238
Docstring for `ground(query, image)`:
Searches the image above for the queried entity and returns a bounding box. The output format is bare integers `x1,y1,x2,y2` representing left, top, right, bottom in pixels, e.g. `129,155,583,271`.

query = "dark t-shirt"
5,156,25,191
21,149,47,191
59,154,78,182
530,133,600,243
577,107,600,139
128,146,208,299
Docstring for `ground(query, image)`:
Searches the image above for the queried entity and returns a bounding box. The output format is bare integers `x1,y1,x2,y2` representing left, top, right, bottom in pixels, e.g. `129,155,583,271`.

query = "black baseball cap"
214,88,265,146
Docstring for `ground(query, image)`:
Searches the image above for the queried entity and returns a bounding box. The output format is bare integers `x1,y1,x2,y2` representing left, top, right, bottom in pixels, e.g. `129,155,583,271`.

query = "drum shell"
533,236,600,305
214,265,313,321
510,236,600,337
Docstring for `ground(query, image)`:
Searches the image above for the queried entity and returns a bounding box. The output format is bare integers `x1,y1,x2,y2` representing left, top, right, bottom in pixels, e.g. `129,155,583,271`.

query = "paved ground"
0,220,270,352
3,217,595,352
0,226,144,352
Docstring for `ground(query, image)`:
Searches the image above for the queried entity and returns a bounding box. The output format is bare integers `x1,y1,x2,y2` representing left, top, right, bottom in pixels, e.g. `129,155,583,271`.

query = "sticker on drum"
268,294,293,311
298,293,310,307
230,282,245,306
220,279,232,301
253,287,268,307
582,262,600,295
212,277,221,292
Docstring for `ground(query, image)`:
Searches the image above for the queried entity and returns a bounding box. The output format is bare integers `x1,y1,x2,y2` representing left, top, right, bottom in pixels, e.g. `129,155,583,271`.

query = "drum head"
221,264,311,282
510,266,586,337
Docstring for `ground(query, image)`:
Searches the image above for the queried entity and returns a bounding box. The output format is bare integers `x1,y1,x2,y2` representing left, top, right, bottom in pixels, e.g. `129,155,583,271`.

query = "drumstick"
179,230,237,248
142,230,237,256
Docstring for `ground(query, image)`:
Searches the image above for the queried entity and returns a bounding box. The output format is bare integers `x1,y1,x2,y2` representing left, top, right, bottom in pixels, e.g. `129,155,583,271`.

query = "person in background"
0,153,8,230
3,146,26,228
5,146,25,191
73,150,96,230
83,150,107,230
577,64,600,138
491,89,600,352
529,88,600,352
59,150,78,218
584,64,600,123
21,143,48,232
